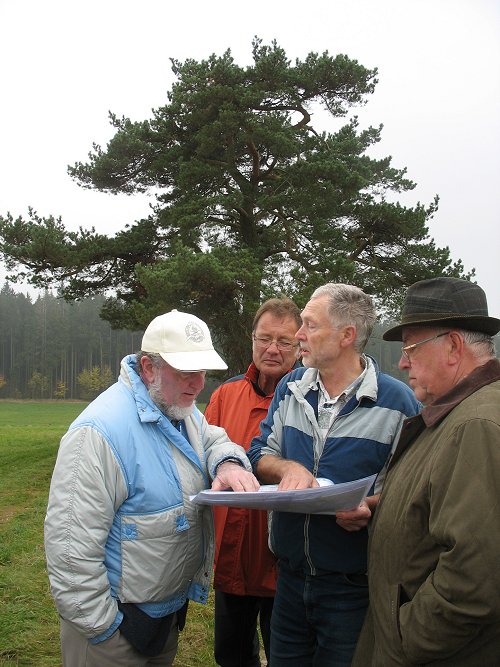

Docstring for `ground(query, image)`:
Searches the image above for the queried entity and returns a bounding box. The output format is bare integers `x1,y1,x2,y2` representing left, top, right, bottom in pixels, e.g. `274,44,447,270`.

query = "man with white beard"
44,310,259,667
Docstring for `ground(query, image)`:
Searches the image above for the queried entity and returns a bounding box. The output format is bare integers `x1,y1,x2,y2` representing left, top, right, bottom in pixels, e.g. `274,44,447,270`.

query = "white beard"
163,404,193,421
148,378,194,421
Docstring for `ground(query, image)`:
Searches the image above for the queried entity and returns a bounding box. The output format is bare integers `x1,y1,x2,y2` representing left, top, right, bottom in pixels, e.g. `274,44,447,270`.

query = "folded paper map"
190,474,376,515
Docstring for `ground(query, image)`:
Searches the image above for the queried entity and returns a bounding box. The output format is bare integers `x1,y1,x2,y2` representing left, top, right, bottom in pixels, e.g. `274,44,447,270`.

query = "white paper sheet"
190,474,376,515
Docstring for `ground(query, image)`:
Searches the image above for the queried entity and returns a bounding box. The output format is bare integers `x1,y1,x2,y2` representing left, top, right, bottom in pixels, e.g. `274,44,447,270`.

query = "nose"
398,355,410,371
295,325,305,340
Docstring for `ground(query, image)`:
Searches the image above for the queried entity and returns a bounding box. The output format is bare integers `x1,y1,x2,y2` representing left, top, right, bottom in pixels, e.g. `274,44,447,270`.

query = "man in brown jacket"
353,277,500,667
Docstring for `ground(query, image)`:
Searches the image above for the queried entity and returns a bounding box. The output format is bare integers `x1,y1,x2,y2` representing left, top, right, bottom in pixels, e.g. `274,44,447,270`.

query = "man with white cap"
45,310,259,667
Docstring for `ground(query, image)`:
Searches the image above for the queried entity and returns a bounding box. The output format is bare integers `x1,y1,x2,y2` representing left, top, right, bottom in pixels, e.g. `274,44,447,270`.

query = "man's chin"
164,404,194,420
261,362,286,374
150,394,194,420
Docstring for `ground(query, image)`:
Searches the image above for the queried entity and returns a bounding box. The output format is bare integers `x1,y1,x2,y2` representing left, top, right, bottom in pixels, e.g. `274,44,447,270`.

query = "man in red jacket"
205,297,302,667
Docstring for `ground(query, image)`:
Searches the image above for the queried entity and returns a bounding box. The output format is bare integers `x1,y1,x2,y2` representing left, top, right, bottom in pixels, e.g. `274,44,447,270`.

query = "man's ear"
340,325,357,347
140,355,155,386
447,331,465,364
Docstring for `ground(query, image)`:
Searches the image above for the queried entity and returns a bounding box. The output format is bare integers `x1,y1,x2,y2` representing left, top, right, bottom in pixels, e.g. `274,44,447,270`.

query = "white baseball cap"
141,310,228,371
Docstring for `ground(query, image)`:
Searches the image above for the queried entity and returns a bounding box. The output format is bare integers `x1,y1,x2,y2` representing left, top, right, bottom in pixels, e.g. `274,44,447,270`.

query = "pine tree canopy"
0,38,471,373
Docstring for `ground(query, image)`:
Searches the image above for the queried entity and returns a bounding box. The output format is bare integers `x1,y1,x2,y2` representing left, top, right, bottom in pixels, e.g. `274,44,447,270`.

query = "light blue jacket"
45,355,251,642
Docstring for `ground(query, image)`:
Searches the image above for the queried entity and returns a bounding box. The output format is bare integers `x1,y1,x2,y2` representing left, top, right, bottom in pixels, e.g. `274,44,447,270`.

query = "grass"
0,400,218,667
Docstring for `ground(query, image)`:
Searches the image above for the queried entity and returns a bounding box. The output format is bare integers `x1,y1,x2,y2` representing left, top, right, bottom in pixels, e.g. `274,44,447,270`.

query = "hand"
336,499,371,532
278,461,320,491
211,462,260,492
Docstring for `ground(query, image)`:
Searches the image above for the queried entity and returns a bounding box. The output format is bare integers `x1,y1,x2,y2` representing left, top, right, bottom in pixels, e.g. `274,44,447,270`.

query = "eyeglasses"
401,331,449,362
252,335,298,352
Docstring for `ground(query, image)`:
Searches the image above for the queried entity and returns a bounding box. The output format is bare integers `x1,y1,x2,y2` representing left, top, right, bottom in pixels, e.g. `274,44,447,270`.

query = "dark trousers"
214,590,274,667
270,564,369,667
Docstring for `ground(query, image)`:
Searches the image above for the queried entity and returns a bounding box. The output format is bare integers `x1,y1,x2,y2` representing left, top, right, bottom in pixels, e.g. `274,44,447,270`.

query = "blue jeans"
270,563,369,667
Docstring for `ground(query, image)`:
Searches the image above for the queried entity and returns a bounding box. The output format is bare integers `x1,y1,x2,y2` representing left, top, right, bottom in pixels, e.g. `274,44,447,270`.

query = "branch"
246,141,260,182
252,104,311,129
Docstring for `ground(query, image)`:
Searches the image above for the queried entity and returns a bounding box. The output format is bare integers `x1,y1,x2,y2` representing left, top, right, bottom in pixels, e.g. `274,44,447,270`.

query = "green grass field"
0,401,217,667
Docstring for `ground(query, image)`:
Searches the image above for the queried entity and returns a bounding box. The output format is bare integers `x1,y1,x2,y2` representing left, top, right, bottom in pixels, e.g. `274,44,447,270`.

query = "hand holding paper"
336,499,372,531
211,461,260,492
191,474,376,515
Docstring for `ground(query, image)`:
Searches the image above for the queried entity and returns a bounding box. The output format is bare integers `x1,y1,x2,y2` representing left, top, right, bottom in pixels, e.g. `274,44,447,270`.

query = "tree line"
0,285,143,400
2,282,448,401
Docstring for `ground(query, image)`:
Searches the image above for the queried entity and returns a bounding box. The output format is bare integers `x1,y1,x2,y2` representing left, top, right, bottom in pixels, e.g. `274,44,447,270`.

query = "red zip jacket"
204,363,282,597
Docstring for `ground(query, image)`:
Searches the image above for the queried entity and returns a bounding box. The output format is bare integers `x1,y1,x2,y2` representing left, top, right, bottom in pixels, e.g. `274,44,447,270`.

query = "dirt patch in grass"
0,505,20,524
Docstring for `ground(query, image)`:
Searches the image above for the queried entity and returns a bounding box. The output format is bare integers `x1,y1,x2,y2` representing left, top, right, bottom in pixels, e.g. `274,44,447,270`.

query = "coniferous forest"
0,285,143,400
1,283,497,401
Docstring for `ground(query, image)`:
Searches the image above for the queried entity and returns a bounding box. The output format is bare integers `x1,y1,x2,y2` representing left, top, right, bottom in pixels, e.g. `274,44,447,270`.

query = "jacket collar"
389,357,500,470
119,354,177,427
246,360,299,397
294,355,379,403
245,362,266,396
119,355,206,471
120,354,153,417
421,357,500,428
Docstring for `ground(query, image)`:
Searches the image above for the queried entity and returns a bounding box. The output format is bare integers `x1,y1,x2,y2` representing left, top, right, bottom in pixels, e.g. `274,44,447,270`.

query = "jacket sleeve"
44,426,128,639
399,418,500,662
247,381,286,470
198,411,252,477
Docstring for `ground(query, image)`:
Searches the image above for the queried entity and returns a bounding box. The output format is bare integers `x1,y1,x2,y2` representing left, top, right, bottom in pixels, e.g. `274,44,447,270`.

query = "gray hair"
310,283,376,353
136,351,165,372
456,329,496,358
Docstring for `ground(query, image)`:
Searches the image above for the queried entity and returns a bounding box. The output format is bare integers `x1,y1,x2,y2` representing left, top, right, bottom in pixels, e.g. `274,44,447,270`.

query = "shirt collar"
310,354,369,401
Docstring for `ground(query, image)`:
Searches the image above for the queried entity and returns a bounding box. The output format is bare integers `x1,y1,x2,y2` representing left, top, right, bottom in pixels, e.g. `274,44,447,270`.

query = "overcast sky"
1,0,499,315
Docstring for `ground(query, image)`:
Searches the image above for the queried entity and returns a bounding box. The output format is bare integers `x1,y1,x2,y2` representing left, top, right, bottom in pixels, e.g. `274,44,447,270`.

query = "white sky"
1,0,499,316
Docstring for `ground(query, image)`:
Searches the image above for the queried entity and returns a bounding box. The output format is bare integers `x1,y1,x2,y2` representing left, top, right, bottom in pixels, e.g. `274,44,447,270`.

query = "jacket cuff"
89,610,123,645
212,456,252,478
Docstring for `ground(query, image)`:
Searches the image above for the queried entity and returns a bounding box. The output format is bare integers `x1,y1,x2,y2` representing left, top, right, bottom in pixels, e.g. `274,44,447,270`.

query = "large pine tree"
0,39,470,373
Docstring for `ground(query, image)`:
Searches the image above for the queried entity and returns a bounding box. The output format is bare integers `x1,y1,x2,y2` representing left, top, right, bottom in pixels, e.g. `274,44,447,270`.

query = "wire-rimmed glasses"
401,331,449,363
252,335,299,352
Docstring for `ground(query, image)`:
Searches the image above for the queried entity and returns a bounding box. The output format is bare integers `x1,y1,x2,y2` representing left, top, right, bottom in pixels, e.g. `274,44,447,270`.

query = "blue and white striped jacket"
248,358,420,575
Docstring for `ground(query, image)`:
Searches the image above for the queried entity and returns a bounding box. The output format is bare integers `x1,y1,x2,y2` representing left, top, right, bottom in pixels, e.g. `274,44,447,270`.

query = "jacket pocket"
118,505,203,602
368,583,409,665
395,583,411,641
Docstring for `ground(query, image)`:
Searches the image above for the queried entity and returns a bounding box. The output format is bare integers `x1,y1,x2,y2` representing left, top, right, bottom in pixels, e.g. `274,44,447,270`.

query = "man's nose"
398,355,410,371
295,325,305,340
